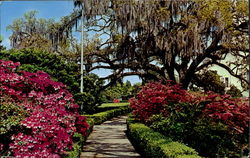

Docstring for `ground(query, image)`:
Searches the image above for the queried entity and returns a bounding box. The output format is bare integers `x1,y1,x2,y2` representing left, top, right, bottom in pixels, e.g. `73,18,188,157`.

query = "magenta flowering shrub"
129,81,249,157
0,60,89,157
129,81,191,121
129,82,249,133
202,93,249,134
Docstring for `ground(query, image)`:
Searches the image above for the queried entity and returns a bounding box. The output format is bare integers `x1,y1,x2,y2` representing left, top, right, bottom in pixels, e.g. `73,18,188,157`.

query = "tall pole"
80,6,84,93
0,2,2,42
247,0,250,154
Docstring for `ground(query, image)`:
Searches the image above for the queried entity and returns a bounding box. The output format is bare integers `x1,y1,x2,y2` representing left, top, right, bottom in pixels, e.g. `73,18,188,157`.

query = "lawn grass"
99,102,129,108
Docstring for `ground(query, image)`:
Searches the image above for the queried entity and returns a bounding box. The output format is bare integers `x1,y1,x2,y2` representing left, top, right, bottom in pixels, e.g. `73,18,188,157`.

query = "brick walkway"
80,115,141,158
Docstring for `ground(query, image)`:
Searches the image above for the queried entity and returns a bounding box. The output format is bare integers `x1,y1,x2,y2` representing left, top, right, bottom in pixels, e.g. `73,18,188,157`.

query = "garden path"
80,115,141,158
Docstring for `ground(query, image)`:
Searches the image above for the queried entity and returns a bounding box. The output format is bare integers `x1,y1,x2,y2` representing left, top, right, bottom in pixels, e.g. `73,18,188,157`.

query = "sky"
0,0,141,85
0,1,74,47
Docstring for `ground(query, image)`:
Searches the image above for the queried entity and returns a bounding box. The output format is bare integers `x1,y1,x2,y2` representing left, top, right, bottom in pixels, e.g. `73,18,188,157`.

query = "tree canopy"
7,10,80,63
66,0,249,90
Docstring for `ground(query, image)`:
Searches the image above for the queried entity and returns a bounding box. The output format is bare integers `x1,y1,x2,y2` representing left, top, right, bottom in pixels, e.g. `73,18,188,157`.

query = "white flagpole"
80,5,84,93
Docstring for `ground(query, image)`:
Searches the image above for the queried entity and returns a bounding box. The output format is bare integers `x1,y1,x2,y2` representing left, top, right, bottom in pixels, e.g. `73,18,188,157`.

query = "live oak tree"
56,0,250,90
7,10,80,63
8,11,53,50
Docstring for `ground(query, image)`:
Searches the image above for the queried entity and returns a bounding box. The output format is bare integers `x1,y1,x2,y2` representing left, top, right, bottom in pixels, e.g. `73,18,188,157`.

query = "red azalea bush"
129,81,192,121
113,98,120,103
129,82,249,134
0,60,89,157
129,81,249,157
202,92,249,134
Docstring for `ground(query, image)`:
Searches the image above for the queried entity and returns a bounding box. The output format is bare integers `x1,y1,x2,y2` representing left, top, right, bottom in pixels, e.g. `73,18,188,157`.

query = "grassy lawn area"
99,102,129,108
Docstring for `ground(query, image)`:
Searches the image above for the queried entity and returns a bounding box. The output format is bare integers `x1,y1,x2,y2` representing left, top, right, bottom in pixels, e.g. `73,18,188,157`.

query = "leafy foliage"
7,10,80,58
193,70,226,94
0,60,89,157
0,48,103,114
74,73,104,114
226,85,243,97
127,117,201,158
0,39,6,51
129,81,191,121
0,97,28,135
0,97,28,155
102,81,138,102
130,82,249,157
202,93,248,134
0,48,79,93
85,106,130,125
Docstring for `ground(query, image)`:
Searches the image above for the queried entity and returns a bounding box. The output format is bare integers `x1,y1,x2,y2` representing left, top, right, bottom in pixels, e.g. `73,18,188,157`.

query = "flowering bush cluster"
0,48,104,114
129,82,249,157
113,99,120,103
202,92,249,134
129,81,192,121
0,60,89,157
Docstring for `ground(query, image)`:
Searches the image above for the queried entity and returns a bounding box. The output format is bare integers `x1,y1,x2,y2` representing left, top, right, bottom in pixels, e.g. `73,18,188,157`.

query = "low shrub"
96,103,129,113
129,81,192,122
126,117,201,158
86,106,131,125
65,133,84,158
202,93,248,134
66,118,94,158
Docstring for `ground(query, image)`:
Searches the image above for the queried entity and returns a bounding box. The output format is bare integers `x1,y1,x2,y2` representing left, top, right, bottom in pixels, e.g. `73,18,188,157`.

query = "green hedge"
96,103,129,113
127,117,202,158
85,106,131,125
66,118,94,158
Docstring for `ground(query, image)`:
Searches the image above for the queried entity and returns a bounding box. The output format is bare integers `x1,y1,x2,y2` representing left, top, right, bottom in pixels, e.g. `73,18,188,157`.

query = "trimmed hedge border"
126,116,202,158
96,103,129,113
85,106,131,125
67,105,130,157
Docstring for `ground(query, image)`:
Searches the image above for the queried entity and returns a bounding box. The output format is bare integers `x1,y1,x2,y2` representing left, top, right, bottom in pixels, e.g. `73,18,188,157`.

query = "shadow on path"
81,115,141,158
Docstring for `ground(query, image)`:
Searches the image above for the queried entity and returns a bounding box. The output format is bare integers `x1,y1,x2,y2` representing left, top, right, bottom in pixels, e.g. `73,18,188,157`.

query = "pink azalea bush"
0,60,89,157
